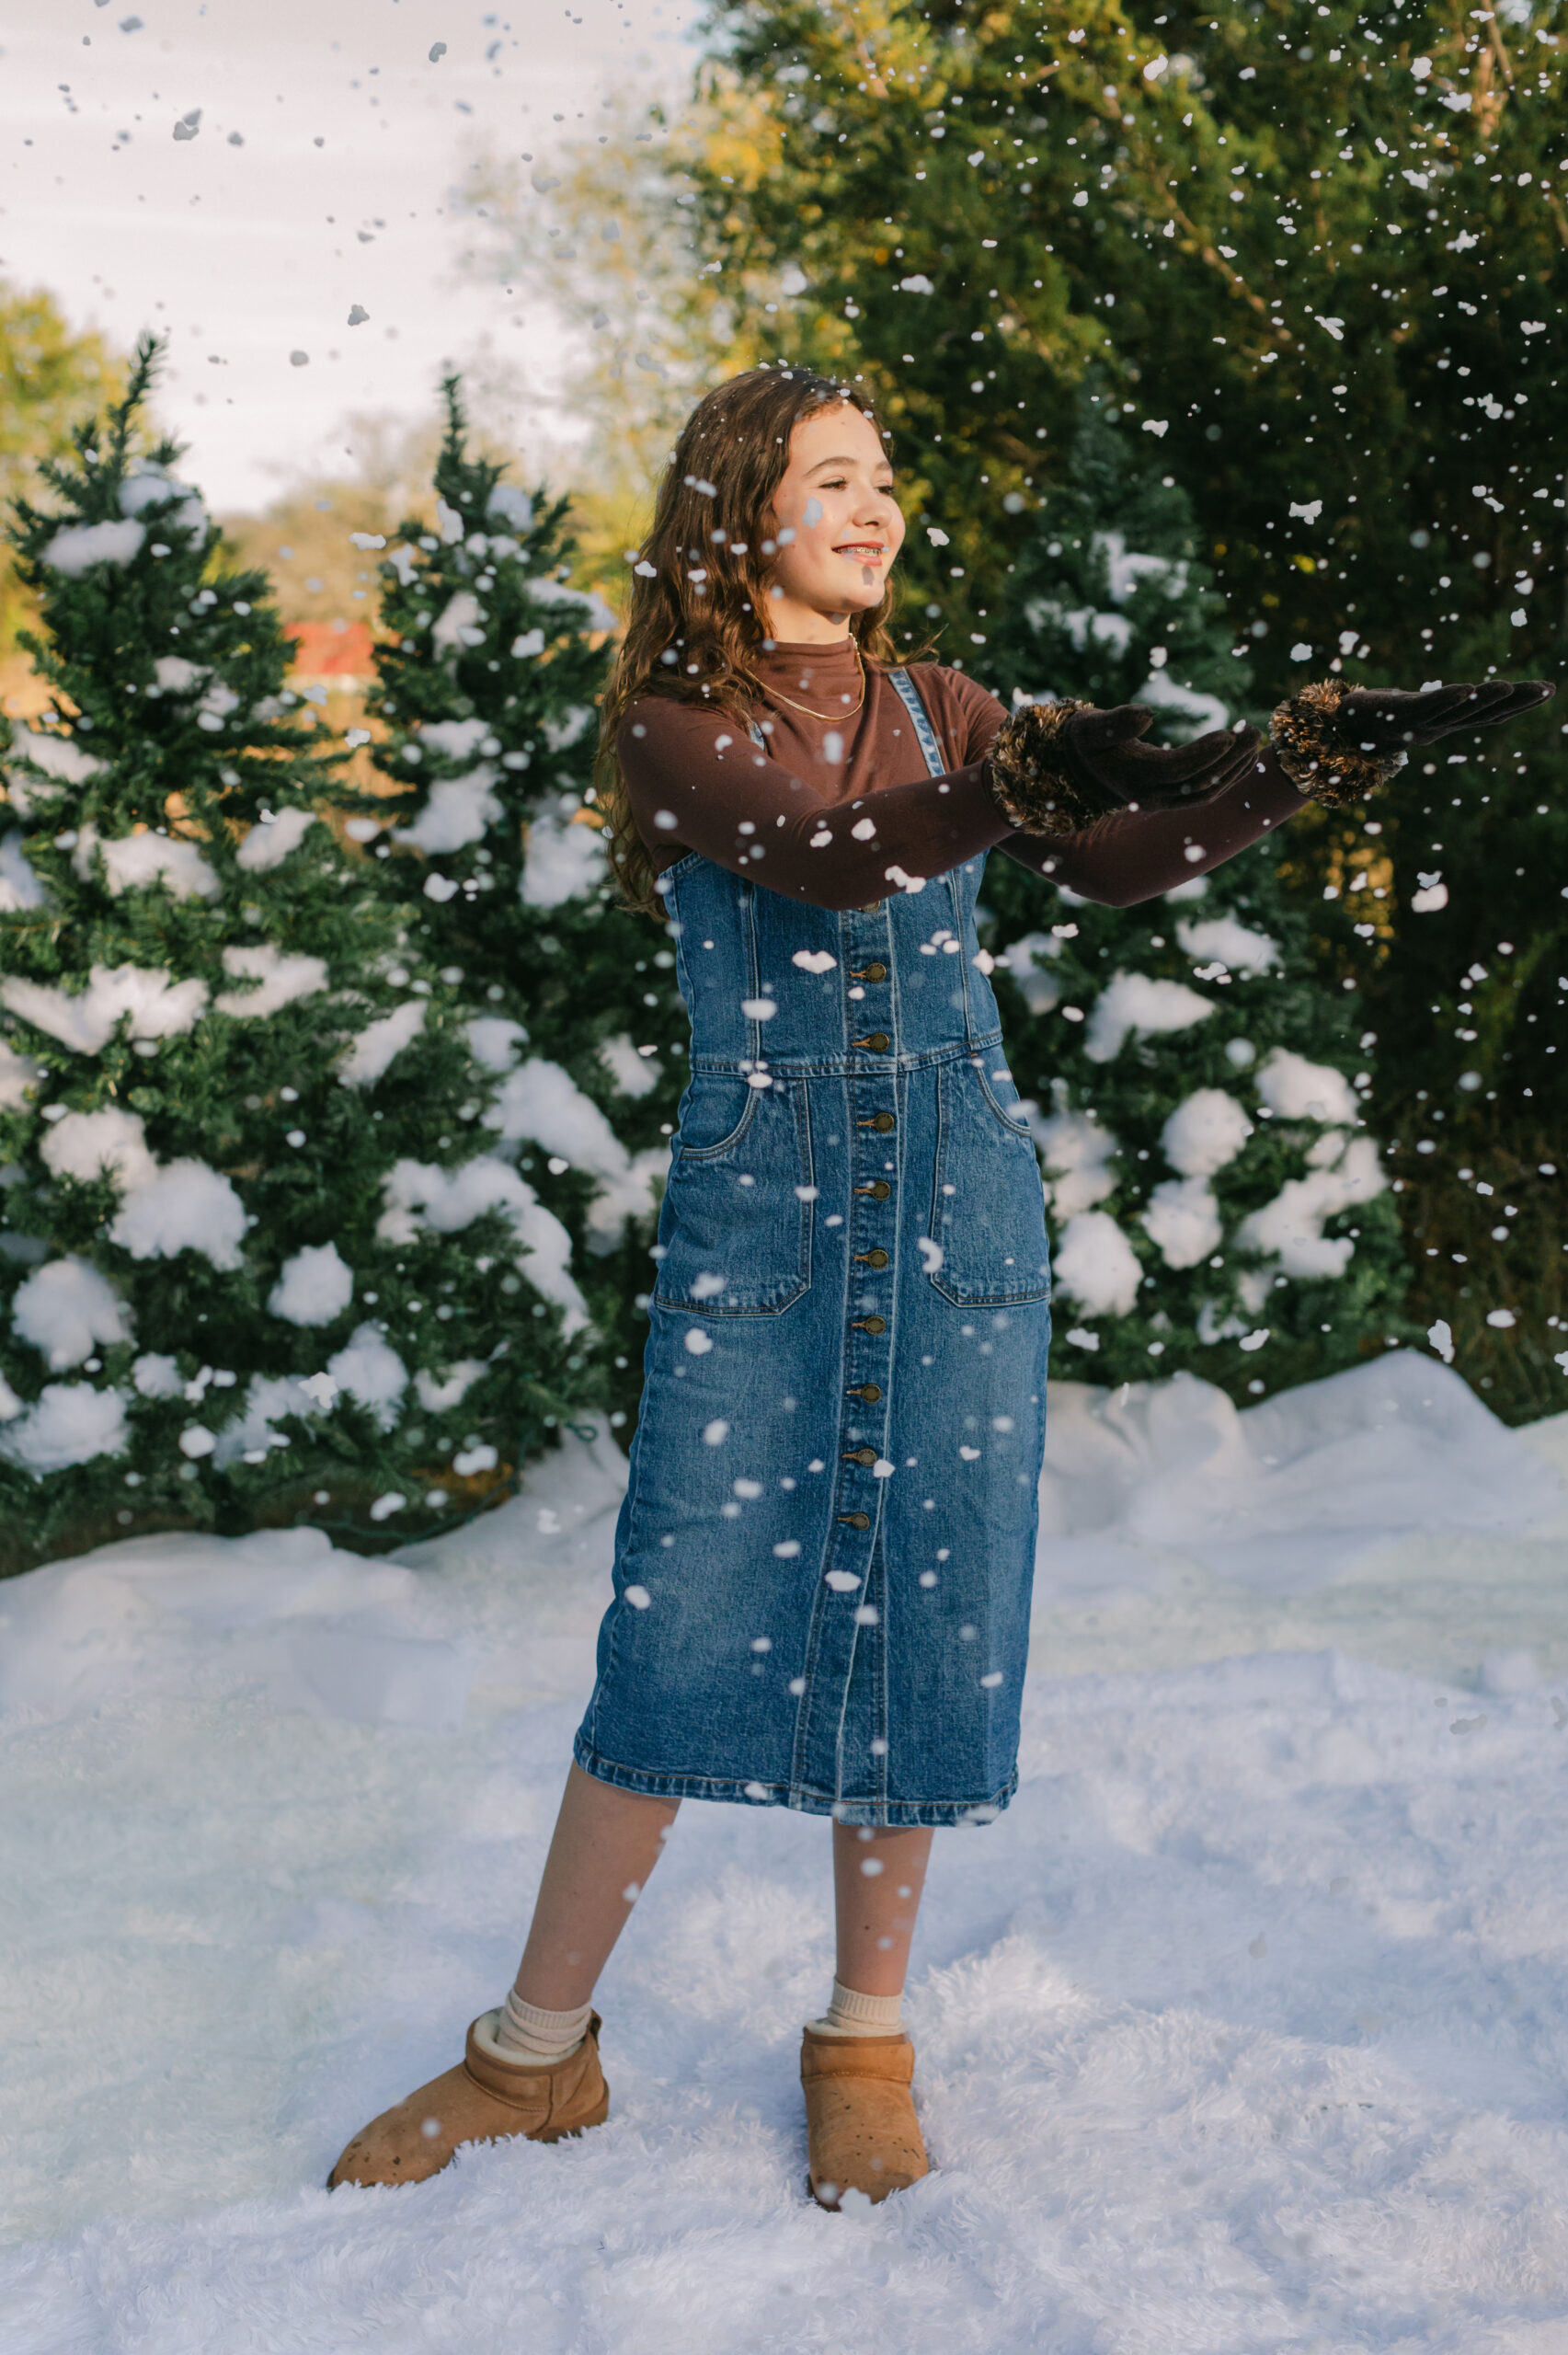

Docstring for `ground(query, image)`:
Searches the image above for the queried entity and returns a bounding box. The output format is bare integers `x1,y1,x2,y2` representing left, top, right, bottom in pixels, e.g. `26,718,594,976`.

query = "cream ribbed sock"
807,1978,905,2039
493,1987,593,2063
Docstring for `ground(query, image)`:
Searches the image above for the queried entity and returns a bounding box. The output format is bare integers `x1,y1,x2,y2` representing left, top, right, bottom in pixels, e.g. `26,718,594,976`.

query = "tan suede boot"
327,2010,608,2189
800,2027,930,2209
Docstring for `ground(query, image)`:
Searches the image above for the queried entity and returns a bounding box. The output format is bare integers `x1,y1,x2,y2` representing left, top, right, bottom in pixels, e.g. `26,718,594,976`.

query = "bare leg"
832,1821,934,1997
512,1762,681,2012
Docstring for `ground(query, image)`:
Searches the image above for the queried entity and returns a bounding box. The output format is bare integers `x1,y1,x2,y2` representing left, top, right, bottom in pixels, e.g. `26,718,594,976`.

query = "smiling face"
761,401,905,644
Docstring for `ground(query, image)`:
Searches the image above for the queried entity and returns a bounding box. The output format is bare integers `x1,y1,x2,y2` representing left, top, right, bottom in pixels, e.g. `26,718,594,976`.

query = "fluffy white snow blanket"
2,1359,1567,2352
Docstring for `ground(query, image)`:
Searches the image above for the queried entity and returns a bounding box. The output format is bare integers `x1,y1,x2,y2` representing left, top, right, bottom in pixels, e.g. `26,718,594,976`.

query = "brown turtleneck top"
617,637,1304,913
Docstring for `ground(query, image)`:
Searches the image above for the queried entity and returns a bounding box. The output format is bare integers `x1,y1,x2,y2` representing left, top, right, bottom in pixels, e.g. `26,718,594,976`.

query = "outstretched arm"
993,673,1556,905
620,676,1553,918
620,688,1261,913
996,747,1304,906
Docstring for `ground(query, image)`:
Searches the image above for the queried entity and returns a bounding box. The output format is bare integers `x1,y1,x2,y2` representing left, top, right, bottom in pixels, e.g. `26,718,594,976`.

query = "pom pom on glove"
1270,676,1554,809
984,700,1261,837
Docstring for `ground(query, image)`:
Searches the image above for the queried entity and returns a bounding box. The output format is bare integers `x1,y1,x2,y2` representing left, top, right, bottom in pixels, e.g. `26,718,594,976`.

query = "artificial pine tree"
980,391,1411,1401
0,343,590,1574
363,382,686,1442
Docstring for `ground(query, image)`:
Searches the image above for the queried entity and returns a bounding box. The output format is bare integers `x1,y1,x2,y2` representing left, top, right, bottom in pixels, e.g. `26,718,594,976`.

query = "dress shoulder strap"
885,666,946,779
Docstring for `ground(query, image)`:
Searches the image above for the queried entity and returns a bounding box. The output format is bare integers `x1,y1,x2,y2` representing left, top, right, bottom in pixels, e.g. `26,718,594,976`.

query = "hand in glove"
1271,675,1554,807
985,700,1262,838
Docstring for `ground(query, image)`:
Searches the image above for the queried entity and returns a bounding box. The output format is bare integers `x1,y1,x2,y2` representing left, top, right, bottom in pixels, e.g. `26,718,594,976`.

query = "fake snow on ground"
4,1354,1568,2355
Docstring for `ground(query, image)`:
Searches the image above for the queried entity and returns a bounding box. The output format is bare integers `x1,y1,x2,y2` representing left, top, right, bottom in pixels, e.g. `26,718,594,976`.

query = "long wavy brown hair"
597,365,901,919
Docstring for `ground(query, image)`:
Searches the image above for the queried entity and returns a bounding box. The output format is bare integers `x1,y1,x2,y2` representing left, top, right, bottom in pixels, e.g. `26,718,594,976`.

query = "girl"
330,366,1547,2208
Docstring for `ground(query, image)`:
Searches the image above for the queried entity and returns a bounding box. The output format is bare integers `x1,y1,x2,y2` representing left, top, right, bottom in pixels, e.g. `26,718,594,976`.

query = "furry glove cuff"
984,700,1262,838
1271,676,1554,810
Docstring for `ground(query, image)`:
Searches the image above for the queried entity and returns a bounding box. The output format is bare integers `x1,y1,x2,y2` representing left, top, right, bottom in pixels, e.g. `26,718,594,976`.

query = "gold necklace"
763,638,867,725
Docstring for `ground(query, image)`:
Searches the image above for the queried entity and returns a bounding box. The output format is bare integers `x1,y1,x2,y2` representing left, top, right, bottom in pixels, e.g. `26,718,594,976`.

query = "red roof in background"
286,620,375,677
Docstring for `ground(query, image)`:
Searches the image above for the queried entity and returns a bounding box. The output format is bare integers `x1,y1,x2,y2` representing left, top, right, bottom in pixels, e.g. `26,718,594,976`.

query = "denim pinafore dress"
574,672,1051,1826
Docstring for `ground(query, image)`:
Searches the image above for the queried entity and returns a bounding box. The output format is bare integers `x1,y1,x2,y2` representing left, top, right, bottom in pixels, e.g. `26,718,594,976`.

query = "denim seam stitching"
687,1036,1002,1079
572,1742,1020,1824
928,1061,1053,1308
654,1078,813,1315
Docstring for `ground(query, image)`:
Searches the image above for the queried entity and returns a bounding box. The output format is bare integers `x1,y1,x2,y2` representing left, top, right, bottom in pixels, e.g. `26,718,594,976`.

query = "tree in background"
0,346,590,1574
213,413,452,807
0,281,124,661
465,98,731,586
980,385,1409,1399
361,383,685,1442
500,0,1567,1418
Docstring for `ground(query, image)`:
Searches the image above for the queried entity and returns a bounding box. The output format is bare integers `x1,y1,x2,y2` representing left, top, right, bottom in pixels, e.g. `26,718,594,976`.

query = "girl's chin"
769,578,890,631
833,575,890,609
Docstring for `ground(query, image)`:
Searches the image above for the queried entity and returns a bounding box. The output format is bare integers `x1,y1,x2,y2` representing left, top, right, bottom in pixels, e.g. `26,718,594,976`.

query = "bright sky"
0,0,699,511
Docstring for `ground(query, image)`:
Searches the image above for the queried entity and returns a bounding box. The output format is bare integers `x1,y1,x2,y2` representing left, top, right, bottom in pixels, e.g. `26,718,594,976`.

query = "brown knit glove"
984,700,1261,837
1271,676,1554,809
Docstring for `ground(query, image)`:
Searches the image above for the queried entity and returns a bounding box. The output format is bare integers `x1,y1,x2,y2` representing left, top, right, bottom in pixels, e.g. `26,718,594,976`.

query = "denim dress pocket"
653,1074,814,1315
927,1057,1051,1307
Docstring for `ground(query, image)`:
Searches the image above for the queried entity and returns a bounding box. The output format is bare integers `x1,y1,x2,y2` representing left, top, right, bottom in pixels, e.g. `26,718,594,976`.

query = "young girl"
330,366,1547,2208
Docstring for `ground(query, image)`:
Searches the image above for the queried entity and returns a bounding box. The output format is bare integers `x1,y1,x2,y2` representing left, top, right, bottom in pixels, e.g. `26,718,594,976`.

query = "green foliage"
363,384,686,1443
979,387,1411,1398
0,345,589,1574
0,279,125,655
985,380,1253,724
572,0,1566,1418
